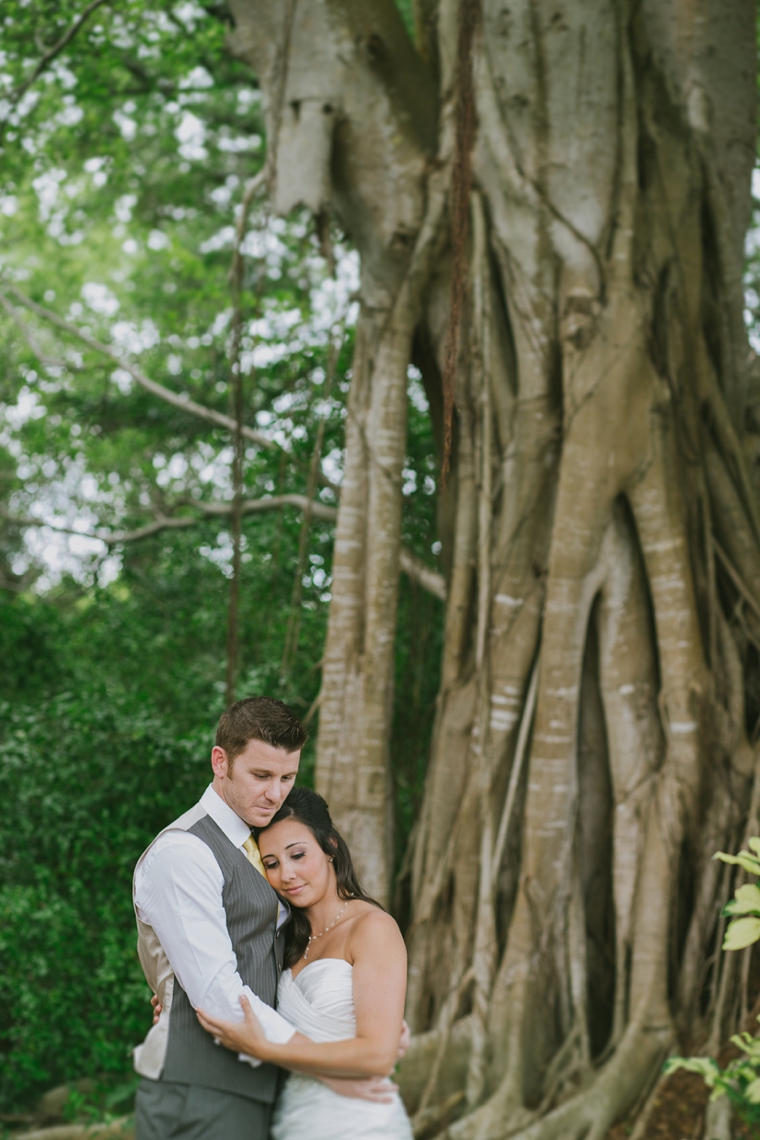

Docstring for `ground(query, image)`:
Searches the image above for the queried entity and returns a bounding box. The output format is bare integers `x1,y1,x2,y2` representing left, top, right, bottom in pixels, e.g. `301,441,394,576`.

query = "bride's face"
259,818,335,907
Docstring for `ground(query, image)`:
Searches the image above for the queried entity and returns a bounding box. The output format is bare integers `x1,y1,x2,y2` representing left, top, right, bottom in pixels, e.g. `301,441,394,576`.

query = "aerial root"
432,1020,670,1140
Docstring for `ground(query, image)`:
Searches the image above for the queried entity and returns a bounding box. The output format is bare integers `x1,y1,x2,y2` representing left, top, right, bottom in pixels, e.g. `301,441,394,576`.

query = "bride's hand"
197,995,269,1058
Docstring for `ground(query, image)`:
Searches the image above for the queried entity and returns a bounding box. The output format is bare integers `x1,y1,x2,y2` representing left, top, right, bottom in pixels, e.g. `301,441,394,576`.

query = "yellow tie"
242,834,267,878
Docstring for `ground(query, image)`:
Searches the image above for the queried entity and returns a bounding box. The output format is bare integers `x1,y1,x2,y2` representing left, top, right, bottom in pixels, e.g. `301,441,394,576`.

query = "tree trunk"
229,0,760,1134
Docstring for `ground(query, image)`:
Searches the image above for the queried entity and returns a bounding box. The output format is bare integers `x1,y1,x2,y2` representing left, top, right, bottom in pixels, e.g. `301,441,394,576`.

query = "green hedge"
0,691,210,1110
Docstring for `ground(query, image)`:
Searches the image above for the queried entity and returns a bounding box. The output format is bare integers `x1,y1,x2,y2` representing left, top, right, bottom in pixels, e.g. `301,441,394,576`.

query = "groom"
133,696,354,1140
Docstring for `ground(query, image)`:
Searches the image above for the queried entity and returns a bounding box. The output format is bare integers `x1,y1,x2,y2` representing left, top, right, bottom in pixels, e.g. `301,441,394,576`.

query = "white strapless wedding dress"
271,958,413,1140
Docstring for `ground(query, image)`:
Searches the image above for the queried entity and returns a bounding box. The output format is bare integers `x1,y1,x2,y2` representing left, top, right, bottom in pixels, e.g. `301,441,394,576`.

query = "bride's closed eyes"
263,848,307,871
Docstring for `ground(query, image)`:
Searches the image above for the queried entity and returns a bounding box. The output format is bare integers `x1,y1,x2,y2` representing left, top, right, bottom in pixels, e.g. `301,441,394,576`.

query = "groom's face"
211,738,300,827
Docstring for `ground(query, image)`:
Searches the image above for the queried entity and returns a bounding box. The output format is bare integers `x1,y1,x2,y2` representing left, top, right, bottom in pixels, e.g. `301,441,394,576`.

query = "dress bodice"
271,956,413,1140
277,958,356,1041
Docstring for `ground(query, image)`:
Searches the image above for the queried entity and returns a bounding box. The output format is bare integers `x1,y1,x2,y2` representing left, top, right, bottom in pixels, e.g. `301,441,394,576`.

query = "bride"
196,786,413,1140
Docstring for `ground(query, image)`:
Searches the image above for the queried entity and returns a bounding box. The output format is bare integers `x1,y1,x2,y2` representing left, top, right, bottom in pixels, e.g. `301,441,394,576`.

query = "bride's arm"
197,910,407,1079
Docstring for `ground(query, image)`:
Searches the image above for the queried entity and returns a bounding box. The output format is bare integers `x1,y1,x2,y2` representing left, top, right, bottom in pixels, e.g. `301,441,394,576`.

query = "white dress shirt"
134,785,296,1065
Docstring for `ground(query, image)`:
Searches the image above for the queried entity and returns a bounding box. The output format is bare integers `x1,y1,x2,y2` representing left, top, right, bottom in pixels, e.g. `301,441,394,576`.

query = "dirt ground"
605,1066,757,1139
606,1070,710,1139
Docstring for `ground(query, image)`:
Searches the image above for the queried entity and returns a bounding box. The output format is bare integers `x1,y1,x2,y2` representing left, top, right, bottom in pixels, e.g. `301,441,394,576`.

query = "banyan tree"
229,1,759,1136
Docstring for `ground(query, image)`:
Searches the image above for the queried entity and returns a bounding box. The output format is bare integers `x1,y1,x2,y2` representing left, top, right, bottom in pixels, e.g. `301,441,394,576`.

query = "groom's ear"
211,746,229,778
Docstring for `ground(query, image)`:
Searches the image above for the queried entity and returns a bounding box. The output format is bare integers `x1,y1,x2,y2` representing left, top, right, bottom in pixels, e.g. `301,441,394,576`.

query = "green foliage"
0,687,209,1108
392,367,442,853
665,840,760,1134
664,1025,760,1131
393,0,416,37
715,839,760,950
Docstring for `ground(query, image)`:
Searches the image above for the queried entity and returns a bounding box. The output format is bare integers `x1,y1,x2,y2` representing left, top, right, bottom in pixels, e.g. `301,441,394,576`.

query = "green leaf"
748,838,760,857
714,851,760,876
737,883,760,906
723,883,760,917
664,1056,720,1086
723,916,760,951
730,1032,760,1060
745,1077,760,1103
724,900,759,917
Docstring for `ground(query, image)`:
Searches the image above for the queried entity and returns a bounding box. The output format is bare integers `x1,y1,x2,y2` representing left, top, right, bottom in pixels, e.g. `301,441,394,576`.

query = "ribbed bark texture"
229,1,759,1135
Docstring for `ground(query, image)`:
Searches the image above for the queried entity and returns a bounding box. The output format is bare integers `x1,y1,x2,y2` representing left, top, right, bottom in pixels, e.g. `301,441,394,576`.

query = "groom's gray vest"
133,810,285,1105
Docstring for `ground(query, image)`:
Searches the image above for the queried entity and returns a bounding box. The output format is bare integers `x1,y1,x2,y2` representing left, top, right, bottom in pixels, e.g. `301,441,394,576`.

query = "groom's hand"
150,994,162,1026
319,1076,395,1103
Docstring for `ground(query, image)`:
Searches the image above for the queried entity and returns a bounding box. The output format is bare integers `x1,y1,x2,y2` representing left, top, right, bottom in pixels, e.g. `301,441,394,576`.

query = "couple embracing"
132,696,412,1140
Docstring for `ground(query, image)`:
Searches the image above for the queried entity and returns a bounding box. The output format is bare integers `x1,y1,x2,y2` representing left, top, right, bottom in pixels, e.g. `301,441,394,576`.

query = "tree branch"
0,572,27,593
399,547,446,601
3,0,111,111
0,495,336,545
713,537,760,628
0,292,83,371
115,502,446,598
3,285,278,450
0,508,105,543
3,285,341,492
2,497,446,598
224,168,268,704
283,333,340,672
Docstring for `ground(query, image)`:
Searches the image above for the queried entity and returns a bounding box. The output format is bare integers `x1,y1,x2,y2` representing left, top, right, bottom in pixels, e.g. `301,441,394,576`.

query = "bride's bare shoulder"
348,902,404,953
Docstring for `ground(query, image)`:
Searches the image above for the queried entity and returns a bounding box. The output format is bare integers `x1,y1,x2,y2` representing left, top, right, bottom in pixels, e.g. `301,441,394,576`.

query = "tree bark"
230,0,440,903
230,0,759,1134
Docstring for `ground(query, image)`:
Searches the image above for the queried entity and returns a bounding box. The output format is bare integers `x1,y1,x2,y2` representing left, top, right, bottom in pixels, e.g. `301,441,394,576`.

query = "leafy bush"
0,690,210,1110
665,1030,760,1129
665,840,760,1133
713,839,760,950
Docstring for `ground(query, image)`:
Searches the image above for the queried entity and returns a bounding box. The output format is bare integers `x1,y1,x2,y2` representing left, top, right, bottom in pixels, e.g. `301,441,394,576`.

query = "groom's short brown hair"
216,696,308,764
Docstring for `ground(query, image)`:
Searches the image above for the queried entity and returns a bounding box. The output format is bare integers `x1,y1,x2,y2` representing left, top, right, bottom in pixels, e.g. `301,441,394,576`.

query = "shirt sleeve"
134,834,296,1062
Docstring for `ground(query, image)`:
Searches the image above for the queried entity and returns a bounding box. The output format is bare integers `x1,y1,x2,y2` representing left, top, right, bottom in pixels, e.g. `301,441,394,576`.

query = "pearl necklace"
303,899,350,959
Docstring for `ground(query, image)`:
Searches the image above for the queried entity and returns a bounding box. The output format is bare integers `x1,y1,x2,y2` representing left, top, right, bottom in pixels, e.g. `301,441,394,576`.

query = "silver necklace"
303,899,350,959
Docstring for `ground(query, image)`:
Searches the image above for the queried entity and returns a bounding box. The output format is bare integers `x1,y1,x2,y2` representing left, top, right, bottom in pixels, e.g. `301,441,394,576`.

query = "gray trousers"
135,1078,272,1140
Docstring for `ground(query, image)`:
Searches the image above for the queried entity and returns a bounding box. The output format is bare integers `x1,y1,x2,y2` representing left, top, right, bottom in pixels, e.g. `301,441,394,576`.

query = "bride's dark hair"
255,786,383,967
